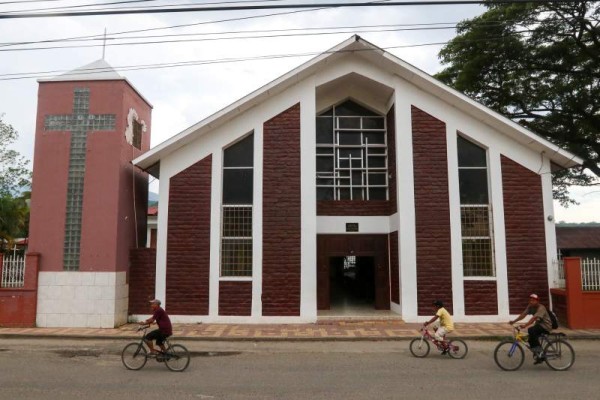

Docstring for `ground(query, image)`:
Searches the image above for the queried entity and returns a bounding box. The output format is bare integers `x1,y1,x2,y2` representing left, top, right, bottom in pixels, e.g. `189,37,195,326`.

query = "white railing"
552,258,565,289
1,254,25,288
582,258,600,291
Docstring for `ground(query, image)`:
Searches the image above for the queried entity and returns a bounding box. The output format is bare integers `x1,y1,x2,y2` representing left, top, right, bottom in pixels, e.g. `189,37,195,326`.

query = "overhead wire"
0,1,585,19
0,0,291,14
0,34,548,81
0,24,463,52
0,0,373,47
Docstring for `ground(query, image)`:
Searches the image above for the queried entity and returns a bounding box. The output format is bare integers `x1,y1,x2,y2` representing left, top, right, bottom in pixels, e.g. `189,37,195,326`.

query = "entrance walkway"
1,321,599,340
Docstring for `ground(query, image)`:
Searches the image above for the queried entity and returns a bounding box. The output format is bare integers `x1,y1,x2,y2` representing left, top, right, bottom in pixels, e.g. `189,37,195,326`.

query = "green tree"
436,1,599,206
0,115,31,253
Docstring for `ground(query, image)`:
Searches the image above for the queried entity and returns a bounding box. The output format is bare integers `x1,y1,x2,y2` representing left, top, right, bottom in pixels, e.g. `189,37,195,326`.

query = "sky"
0,0,598,223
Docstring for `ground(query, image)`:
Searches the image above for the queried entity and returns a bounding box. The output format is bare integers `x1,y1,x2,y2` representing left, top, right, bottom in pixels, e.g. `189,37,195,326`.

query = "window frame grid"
220,204,253,277
460,204,496,277
316,106,389,201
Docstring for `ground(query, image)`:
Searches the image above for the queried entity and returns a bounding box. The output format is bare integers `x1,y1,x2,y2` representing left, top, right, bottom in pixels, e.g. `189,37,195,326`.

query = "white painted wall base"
36,271,128,328
129,314,318,324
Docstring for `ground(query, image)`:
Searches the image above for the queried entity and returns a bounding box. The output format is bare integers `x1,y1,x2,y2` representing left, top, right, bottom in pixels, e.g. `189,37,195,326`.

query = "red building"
27,59,152,327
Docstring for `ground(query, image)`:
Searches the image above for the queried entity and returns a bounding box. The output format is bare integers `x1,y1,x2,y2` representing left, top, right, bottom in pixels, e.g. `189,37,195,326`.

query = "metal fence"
1,254,25,288
582,258,600,291
553,258,565,289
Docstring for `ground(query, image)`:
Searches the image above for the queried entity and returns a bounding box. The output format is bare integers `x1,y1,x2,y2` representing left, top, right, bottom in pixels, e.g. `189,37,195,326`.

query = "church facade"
132,36,581,323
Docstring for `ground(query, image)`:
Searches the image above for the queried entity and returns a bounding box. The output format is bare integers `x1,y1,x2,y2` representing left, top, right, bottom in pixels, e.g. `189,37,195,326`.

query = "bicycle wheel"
409,337,430,358
494,340,524,371
164,344,191,372
121,342,148,370
544,339,575,371
447,339,468,359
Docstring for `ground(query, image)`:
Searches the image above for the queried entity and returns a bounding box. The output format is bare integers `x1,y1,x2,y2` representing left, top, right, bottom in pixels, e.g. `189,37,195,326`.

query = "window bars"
316,102,388,201
1,254,25,288
220,205,253,277
461,205,495,277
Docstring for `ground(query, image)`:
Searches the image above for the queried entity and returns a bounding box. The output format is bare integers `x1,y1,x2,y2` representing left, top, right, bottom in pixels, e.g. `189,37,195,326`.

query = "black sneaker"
533,355,546,365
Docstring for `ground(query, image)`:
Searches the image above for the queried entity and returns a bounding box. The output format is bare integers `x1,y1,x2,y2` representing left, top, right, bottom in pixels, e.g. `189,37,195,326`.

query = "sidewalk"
2,320,600,341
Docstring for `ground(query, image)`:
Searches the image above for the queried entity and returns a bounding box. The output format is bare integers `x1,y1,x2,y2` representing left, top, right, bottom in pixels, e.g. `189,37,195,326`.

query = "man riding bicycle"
509,293,553,364
140,299,172,355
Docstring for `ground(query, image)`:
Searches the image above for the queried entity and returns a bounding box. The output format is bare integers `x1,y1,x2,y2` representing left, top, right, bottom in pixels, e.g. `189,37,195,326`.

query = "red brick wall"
0,253,39,327
316,106,397,217
262,104,301,316
464,281,498,315
219,281,252,316
550,289,568,326
128,248,156,315
501,155,548,313
389,231,399,304
317,200,390,216
412,106,453,315
166,156,212,315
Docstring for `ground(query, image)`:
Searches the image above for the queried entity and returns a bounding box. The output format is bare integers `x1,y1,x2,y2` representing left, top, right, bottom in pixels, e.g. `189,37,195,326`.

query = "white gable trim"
134,35,581,173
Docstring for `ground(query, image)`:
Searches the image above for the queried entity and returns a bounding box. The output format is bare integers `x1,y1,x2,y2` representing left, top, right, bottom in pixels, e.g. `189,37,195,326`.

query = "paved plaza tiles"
1,320,599,341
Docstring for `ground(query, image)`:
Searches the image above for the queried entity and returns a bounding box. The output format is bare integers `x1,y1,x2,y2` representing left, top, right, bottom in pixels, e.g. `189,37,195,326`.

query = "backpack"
548,309,559,330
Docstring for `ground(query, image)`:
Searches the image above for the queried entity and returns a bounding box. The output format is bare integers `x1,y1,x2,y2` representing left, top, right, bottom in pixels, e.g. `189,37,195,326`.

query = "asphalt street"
0,339,599,400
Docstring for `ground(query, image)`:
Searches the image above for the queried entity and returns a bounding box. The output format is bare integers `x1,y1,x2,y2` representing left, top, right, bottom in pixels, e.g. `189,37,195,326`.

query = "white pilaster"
489,148,509,317
209,150,223,317
541,155,558,294
394,76,418,320
446,124,465,317
252,124,264,317
155,177,170,305
300,79,318,319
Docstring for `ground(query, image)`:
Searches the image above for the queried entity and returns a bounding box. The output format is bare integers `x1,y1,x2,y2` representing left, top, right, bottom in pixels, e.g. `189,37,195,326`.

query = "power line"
0,24,462,52
0,0,290,14
0,43,447,81
0,2,335,48
0,34,551,81
0,1,585,19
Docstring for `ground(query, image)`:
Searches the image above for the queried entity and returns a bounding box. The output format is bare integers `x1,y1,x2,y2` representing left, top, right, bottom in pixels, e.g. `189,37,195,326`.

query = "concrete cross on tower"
44,87,116,270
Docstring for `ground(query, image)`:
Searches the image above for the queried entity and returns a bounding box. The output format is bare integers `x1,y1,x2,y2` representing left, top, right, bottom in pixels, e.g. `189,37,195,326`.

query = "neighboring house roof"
133,35,583,177
38,59,153,108
148,206,158,216
556,226,600,250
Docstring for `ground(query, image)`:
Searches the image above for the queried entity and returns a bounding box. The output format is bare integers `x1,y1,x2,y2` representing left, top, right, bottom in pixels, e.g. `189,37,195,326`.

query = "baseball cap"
529,294,539,300
149,299,161,305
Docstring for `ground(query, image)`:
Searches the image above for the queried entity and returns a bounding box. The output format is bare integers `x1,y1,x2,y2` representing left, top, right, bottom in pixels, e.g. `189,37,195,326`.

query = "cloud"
2,1,596,221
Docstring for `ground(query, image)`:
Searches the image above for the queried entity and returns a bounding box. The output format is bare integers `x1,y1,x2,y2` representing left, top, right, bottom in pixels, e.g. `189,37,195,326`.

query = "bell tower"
28,60,152,327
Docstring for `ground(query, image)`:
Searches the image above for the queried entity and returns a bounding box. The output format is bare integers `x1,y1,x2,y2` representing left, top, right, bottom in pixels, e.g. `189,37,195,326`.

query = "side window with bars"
221,133,253,277
457,135,495,277
316,100,388,201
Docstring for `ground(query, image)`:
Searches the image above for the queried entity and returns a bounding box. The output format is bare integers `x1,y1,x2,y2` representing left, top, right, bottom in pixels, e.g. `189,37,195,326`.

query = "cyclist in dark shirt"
509,293,553,364
141,299,173,354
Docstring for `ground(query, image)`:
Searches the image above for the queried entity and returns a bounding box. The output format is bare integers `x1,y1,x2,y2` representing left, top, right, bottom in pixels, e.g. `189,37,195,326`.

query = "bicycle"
493,326,575,371
121,325,191,372
409,327,468,359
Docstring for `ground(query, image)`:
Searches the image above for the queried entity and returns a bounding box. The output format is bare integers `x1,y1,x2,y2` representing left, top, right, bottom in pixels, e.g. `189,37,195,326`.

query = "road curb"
1,333,599,341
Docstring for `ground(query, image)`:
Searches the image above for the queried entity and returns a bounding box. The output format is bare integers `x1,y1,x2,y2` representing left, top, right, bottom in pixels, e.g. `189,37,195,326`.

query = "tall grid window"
316,100,388,201
457,135,495,277
221,133,253,277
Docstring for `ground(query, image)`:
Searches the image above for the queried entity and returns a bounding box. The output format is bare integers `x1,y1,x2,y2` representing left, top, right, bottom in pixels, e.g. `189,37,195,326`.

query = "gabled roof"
556,226,600,250
133,35,583,175
38,59,153,107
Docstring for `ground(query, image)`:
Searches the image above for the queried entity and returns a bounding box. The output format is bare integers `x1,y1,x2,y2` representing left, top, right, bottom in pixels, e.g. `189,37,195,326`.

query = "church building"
23,36,582,328
131,36,581,323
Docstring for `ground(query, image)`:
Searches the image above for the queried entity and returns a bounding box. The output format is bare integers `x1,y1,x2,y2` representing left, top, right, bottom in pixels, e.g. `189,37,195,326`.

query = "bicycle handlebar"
137,324,150,332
